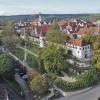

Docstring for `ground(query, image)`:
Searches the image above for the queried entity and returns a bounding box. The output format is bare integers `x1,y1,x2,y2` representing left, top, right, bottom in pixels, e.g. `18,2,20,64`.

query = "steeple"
38,13,42,22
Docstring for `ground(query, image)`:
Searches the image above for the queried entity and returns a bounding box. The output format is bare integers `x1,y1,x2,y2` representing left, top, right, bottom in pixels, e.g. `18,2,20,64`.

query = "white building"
66,39,91,59
39,36,46,48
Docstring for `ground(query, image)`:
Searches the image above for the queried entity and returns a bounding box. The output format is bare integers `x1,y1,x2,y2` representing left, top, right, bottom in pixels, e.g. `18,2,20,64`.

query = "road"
15,73,33,100
8,52,33,100
58,84,100,100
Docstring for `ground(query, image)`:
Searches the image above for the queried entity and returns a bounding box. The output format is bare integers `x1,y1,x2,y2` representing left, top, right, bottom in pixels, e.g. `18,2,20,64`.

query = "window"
76,47,77,49
85,47,87,49
83,47,84,50
80,48,81,50
88,46,90,49
78,51,79,53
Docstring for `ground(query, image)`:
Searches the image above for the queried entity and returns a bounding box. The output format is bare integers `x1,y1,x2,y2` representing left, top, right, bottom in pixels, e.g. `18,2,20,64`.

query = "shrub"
53,68,98,92
53,78,86,91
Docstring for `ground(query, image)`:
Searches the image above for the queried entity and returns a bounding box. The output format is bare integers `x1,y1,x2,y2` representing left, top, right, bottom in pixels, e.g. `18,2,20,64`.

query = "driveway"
57,84,100,100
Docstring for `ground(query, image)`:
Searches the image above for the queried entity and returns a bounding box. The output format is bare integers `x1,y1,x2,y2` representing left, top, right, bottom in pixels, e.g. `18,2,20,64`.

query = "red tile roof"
32,19,39,23
68,39,89,46
34,25,50,36
36,25,49,32
78,27,94,35
58,20,67,26
95,27,100,33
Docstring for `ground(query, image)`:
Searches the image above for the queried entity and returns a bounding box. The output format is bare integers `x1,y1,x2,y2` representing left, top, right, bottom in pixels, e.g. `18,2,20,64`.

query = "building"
32,14,48,26
66,39,91,59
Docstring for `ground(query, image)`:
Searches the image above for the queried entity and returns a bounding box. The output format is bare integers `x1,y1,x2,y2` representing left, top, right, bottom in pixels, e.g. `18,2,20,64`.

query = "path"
59,71,76,82
17,45,38,57
57,84,100,100
8,52,34,71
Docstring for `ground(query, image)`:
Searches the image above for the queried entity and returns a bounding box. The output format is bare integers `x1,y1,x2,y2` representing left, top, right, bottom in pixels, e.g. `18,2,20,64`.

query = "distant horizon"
0,12,100,16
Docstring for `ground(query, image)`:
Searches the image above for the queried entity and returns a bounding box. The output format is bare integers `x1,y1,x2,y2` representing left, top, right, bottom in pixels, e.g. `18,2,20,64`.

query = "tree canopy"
46,19,66,44
1,20,17,51
81,33,95,44
0,54,15,75
39,44,65,74
30,73,49,95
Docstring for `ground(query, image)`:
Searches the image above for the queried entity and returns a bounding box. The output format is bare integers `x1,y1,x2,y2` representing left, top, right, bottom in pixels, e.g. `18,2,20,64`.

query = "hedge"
53,78,87,91
53,68,98,92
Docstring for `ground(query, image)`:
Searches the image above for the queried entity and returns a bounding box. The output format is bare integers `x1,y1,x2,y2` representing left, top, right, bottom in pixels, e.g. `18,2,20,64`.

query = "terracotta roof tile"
68,39,89,46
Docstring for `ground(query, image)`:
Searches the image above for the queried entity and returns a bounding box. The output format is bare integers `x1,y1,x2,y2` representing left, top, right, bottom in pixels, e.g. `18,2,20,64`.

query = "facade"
39,35,46,48
66,39,91,59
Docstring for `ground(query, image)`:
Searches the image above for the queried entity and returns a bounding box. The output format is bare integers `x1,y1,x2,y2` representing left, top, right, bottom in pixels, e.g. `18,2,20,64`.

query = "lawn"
12,47,24,60
26,41,40,55
26,53,39,69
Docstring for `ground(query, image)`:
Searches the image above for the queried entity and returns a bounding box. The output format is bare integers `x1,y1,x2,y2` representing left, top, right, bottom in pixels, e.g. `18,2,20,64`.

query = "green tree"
81,33,95,44
0,54,15,75
92,41,100,70
40,44,65,74
79,68,98,86
1,20,17,51
30,73,49,95
46,19,66,44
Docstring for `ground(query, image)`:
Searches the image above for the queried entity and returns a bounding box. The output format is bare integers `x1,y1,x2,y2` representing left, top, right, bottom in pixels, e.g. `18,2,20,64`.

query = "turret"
39,30,46,48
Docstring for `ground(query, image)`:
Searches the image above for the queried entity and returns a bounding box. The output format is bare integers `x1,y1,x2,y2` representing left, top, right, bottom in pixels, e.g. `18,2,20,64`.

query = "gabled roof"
32,19,39,23
68,39,89,46
34,25,50,36
78,27,94,35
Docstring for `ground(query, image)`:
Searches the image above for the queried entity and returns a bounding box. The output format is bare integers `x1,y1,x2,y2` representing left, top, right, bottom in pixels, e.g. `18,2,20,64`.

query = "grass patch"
12,47,24,60
26,53,39,69
26,41,40,55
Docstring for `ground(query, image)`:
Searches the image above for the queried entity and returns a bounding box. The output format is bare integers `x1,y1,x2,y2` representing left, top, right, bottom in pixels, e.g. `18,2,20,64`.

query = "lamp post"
23,28,27,65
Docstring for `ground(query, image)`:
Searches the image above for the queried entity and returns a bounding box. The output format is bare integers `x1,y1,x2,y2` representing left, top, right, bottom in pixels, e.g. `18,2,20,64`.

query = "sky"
0,0,100,15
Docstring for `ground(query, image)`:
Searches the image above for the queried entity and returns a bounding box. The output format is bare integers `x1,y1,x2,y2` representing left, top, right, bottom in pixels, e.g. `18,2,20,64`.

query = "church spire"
38,13,42,22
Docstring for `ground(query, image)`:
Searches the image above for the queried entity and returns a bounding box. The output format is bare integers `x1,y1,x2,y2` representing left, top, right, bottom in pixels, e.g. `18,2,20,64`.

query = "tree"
40,44,65,74
30,73,49,95
79,68,98,86
1,20,17,51
93,42,100,50
0,54,15,75
50,19,59,30
92,41,100,70
81,33,95,44
46,19,66,44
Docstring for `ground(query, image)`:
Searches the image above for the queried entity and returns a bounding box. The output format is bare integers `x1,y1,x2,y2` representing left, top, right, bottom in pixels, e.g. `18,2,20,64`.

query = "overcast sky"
0,0,100,15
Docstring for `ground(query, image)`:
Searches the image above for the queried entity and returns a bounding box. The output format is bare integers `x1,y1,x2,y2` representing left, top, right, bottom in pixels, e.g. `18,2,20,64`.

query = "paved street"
15,73,33,100
58,84,100,100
